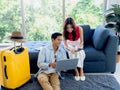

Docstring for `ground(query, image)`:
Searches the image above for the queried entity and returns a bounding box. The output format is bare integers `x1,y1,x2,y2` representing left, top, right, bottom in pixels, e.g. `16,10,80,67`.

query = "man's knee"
52,73,59,78
50,73,60,85
37,73,49,83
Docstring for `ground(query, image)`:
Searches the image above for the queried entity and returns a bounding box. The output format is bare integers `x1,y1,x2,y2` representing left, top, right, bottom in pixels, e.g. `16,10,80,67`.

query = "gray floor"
1,73,120,90
1,72,120,90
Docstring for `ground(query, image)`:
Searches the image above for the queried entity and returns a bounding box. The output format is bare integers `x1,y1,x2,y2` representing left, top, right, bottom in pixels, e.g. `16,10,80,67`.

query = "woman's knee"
79,50,86,59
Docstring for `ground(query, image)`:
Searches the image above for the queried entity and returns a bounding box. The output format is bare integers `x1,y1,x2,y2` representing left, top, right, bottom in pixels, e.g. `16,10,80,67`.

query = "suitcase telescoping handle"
10,42,24,54
4,65,8,79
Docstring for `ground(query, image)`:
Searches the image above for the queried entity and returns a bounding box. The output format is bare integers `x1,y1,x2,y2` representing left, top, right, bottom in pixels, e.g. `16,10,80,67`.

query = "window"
65,0,104,28
0,0,104,43
0,0,21,43
24,0,62,41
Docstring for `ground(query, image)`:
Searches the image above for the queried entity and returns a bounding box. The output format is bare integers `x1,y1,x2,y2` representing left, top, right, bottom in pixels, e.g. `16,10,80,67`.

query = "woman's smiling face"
66,24,73,33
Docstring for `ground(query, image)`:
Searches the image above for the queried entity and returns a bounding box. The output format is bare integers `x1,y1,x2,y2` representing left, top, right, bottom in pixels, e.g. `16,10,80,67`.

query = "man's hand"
49,62,56,68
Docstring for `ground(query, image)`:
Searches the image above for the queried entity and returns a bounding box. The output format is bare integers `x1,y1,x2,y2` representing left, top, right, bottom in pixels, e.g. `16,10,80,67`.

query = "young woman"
63,17,86,81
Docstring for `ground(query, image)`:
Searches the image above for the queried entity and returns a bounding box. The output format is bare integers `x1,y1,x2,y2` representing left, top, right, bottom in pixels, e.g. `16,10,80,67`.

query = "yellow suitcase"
0,46,12,86
0,49,4,86
0,46,30,89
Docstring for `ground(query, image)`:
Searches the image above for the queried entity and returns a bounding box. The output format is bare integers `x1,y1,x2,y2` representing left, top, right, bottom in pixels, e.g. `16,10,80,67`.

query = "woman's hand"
78,46,83,50
70,49,75,54
78,43,83,49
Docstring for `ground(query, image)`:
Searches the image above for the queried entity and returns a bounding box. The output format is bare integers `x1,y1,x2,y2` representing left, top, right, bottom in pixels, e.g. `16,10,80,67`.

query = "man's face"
52,36,62,47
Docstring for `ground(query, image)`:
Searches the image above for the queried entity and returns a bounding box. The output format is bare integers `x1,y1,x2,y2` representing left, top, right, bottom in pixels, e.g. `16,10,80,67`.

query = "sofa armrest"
104,32,119,72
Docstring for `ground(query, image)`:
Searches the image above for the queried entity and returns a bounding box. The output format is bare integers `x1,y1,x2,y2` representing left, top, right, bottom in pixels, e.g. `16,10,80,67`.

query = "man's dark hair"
51,32,62,40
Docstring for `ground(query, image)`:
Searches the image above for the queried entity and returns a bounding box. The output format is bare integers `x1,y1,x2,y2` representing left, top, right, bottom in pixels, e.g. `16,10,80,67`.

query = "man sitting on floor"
37,32,67,90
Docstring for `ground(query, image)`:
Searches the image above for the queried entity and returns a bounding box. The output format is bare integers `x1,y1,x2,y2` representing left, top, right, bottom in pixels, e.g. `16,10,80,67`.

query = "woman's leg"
74,68,80,81
79,68,84,76
71,53,79,76
70,52,81,81
77,50,85,75
75,68,79,76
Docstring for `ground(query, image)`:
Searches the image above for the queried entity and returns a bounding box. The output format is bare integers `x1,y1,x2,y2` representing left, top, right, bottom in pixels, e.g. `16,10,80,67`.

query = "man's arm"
61,47,67,60
37,48,49,69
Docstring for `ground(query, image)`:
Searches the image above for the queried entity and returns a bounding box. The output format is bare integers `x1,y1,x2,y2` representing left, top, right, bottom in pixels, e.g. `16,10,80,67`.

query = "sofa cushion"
84,45,106,62
80,25,94,45
92,26,109,50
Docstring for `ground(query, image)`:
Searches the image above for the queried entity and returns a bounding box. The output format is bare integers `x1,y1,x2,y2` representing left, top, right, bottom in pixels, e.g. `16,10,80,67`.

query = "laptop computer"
56,58,78,72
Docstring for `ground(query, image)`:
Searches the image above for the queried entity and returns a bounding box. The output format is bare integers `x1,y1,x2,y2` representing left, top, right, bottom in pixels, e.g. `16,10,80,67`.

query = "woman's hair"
63,17,76,40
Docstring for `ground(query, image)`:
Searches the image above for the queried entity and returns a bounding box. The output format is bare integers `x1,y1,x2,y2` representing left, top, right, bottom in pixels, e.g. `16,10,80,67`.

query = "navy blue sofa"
25,25,119,74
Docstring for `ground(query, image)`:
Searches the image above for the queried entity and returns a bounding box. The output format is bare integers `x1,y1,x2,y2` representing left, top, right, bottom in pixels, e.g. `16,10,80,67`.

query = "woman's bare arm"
64,40,71,51
79,27,84,48
64,40,75,54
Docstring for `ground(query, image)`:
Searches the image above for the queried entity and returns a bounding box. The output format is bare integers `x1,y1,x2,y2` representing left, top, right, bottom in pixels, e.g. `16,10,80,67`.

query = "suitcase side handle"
4,65,8,79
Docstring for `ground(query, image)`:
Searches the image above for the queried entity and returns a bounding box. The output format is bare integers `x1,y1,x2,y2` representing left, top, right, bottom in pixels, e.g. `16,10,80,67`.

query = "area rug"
1,73,120,90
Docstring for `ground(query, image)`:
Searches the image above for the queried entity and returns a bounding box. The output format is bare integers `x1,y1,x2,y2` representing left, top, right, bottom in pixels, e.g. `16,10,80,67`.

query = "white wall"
106,0,120,9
